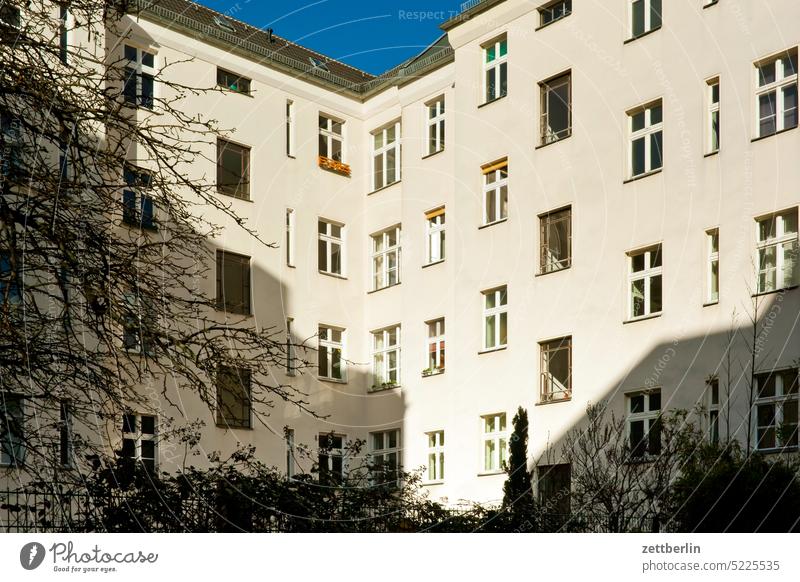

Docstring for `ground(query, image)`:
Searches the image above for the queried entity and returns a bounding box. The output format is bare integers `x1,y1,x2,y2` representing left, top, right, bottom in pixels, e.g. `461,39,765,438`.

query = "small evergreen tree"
501,407,536,531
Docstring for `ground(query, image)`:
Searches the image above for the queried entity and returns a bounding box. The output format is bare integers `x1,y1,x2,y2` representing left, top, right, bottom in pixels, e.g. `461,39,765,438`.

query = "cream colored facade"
94,1,800,503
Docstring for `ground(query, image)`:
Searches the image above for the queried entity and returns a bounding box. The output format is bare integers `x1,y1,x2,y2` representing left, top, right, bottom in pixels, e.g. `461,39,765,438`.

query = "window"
370,429,401,486
286,428,296,478
755,49,798,138
756,209,798,293
426,431,445,482
482,286,508,350
707,78,720,153
121,413,157,472
482,159,508,225
425,318,445,375
318,219,344,276
59,400,73,468
0,394,24,466
706,228,719,303
482,413,507,472
706,378,720,445
318,114,343,162
372,121,401,191
538,464,571,514
425,207,445,264
630,0,661,38
0,113,21,176
122,166,155,229
540,72,571,144
285,208,295,267
122,290,154,354
627,390,661,459
215,366,252,429
286,318,296,376
215,250,251,315
123,44,155,109
216,138,250,199
318,325,345,381
216,68,251,95
0,4,20,28
372,325,400,389
628,245,662,319
628,100,663,178
426,97,445,155
309,57,330,72
286,100,295,157
755,369,798,450
318,433,345,485
540,337,572,402
483,36,508,103
539,0,572,27
0,250,20,304
59,4,69,65
539,207,571,273
371,226,401,291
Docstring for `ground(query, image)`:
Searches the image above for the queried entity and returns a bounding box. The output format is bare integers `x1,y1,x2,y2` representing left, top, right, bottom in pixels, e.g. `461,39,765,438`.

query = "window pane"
632,136,645,176
499,312,507,345
486,68,496,102
758,62,776,87
631,0,644,37
649,274,662,313
499,62,508,97
782,84,798,129
141,416,155,435
650,131,663,170
386,147,396,184
759,92,777,136
485,315,496,348
650,0,661,29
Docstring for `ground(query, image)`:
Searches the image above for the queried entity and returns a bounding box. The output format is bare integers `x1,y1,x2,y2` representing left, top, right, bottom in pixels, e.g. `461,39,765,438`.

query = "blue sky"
197,0,469,75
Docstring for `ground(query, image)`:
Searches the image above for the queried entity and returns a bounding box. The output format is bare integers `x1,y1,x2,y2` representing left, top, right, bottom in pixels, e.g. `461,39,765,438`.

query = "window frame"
539,72,572,145
318,432,347,485
216,138,251,200
0,393,24,466
122,165,156,230
215,249,252,316
706,377,720,445
426,430,445,483
425,318,445,375
538,0,572,28
215,366,252,430
371,225,402,291
539,336,572,403
627,244,663,320
285,208,296,267
628,100,663,179
370,429,401,486
285,317,296,377
426,97,445,156
122,44,156,110
318,218,345,277
481,413,507,473
482,159,508,226
318,113,344,163
216,67,251,95
482,286,508,351
286,100,295,157
706,228,720,304
706,77,720,153
755,208,799,293
754,49,798,138
626,389,662,459
0,249,21,305
121,412,157,471
629,0,662,40
539,206,572,274
372,120,402,191
318,325,346,382
754,369,798,451
372,325,401,389
425,207,445,265
482,35,508,104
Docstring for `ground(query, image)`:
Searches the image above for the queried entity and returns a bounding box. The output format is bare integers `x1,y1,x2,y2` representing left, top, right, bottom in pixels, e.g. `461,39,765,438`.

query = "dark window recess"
538,463,571,515
216,139,250,199
539,0,571,27
59,5,68,64
215,250,251,315
0,5,20,28
0,394,24,465
217,68,251,94
318,433,344,485
122,166,155,229
216,366,252,428
123,46,155,109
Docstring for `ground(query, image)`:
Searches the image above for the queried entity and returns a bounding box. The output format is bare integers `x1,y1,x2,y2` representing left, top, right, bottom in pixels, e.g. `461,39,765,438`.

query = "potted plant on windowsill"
422,367,444,377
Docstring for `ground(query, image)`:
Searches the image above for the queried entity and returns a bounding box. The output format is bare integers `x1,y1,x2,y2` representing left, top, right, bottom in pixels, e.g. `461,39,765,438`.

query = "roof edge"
440,0,508,31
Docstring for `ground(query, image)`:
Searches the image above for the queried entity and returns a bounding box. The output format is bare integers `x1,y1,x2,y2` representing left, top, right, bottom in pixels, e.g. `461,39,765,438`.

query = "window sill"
216,189,252,202
422,259,445,269
477,470,505,477
422,480,444,486
751,124,798,143
287,154,296,160
479,218,508,230
703,150,719,158
422,368,445,378
478,345,507,355
319,376,348,384
703,300,719,308
215,423,253,431
536,397,572,406
535,132,572,150
367,180,401,196
422,149,445,160
535,14,572,31
755,446,799,455
535,265,571,278
319,271,348,280
367,283,401,295
217,87,254,98
623,168,662,184
478,95,507,109
702,0,720,8
624,26,661,45
215,307,253,318
623,312,662,325
752,285,797,298
369,384,401,393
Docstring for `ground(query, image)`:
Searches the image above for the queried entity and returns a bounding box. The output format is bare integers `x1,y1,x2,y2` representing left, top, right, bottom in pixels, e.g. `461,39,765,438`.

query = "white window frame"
319,113,344,162
754,369,798,451
318,218,344,276
318,325,346,381
372,120,401,191
539,0,572,27
482,286,508,351
706,77,720,153
371,225,401,291
318,433,347,482
706,377,720,444
370,429,401,486
629,0,662,39
122,413,157,470
482,160,508,225
482,36,508,104
372,325,401,389
286,428,296,478
426,430,445,482
706,228,719,304
123,44,156,110
286,317,296,377
539,336,572,403
628,245,663,320
626,390,661,459
540,72,572,144
425,207,445,264
425,318,445,375
481,413,507,473
628,100,663,178
756,208,799,293
286,100,295,157
285,208,295,268
426,97,445,155
754,49,798,138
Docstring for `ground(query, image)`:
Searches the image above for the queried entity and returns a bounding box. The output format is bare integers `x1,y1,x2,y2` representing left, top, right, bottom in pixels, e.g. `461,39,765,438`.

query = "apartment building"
2,0,799,506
